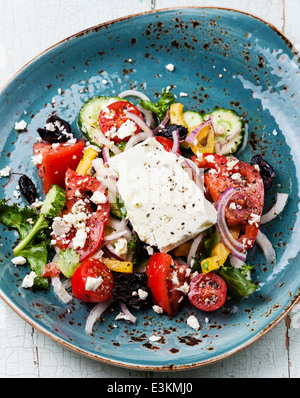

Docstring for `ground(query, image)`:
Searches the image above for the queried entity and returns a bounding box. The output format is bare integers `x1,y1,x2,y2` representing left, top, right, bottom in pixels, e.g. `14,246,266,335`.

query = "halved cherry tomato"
98,101,143,143
146,253,190,316
71,258,114,303
192,153,264,250
155,136,181,154
33,139,85,193
42,262,61,277
188,273,227,312
53,168,110,262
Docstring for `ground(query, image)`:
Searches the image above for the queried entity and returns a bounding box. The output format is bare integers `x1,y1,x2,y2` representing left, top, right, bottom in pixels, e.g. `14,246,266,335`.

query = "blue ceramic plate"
1,8,300,370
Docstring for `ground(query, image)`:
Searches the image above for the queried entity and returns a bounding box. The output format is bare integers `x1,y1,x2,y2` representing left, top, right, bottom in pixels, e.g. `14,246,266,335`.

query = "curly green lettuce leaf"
139,89,175,121
0,199,50,288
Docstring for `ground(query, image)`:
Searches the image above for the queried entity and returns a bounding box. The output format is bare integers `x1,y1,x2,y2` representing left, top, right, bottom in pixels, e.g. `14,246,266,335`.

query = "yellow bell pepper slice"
186,123,215,155
201,228,240,274
102,257,133,273
76,147,98,176
170,103,188,127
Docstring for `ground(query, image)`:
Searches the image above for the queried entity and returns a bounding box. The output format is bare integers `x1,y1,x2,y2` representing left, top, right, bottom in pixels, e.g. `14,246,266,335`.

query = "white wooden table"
0,0,299,378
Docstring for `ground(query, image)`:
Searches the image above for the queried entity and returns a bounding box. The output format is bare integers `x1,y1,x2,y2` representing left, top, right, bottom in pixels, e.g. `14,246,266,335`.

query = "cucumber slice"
78,96,127,146
107,191,127,220
183,111,204,129
204,109,244,155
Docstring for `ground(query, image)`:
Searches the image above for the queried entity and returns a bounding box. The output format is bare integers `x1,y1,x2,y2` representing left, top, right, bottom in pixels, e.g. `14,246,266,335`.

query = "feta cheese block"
108,137,217,252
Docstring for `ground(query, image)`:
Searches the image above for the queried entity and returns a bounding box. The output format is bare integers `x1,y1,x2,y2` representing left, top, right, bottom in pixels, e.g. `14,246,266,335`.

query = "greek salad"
0,88,289,334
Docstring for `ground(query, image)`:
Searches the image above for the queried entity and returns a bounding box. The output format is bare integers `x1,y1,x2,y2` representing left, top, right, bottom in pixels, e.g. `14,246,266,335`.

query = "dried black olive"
37,115,72,143
111,273,151,307
250,154,276,190
19,175,38,204
157,123,188,141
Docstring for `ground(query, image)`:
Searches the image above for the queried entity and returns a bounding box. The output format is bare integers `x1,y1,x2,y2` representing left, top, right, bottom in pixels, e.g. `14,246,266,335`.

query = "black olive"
157,123,188,141
250,154,276,190
19,175,38,204
37,115,72,143
111,273,151,307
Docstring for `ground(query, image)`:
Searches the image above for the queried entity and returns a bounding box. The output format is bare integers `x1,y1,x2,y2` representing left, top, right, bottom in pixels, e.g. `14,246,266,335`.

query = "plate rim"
1,6,300,371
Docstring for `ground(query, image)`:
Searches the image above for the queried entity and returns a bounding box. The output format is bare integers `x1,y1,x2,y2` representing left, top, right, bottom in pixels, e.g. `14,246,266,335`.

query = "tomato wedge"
33,139,85,193
71,258,114,303
53,168,110,262
146,253,190,316
155,136,181,154
188,273,227,312
192,153,264,250
98,101,143,143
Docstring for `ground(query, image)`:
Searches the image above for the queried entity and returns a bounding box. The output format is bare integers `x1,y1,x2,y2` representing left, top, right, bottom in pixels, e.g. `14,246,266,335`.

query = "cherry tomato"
33,139,85,193
146,253,190,316
71,258,114,303
188,273,227,312
53,168,110,262
155,136,181,154
192,153,264,250
98,101,143,143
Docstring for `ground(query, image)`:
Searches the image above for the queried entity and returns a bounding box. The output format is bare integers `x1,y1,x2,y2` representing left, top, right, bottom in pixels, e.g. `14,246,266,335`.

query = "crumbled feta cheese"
186,315,200,330
231,173,242,182
146,246,154,255
149,335,161,342
11,256,27,266
112,119,137,140
90,191,107,204
226,158,239,170
138,289,148,300
229,202,237,210
165,63,175,72
114,238,128,256
22,271,37,288
175,281,189,294
152,305,163,314
179,92,188,97
52,217,71,237
0,166,11,177
30,199,44,209
72,229,88,250
85,276,103,291
248,213,261,225
31,154,43,165
102,79,108,85
14,120,27,130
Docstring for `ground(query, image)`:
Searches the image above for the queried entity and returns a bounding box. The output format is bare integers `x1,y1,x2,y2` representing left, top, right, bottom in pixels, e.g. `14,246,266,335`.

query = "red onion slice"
152,109,170,135
261,193,288,224
256,230,276,265
51,275,73,304
103,243,126,261
85,297,114,334
185,118,214,145
125,111,153,136
119,302,137,323
171,130,180,153
125,132,150,150
187,232,206,266
102,146,110,163
118,89,151,102
215,187,246,261
103,230,129,242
